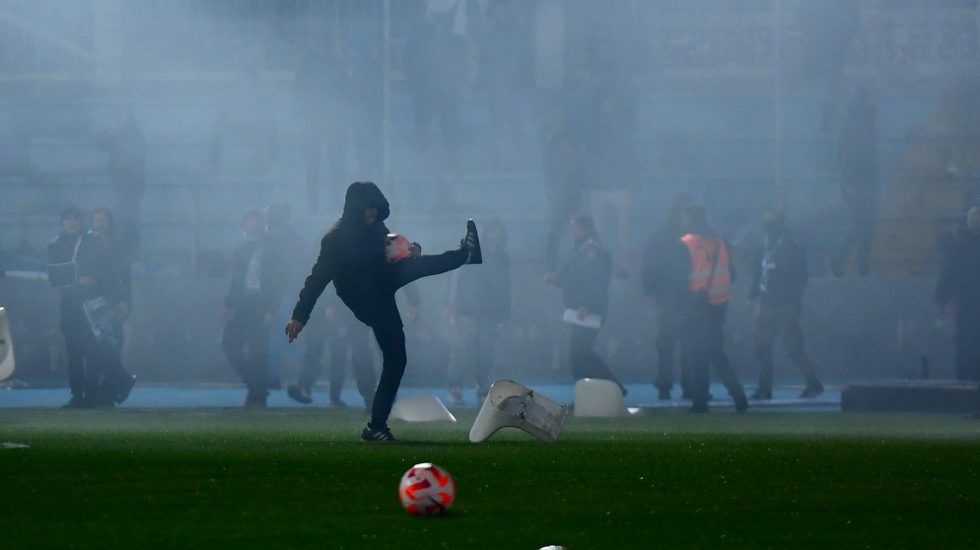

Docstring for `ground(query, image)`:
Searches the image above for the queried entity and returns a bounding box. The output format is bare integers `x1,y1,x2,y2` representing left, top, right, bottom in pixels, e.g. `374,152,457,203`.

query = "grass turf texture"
1,409,979,548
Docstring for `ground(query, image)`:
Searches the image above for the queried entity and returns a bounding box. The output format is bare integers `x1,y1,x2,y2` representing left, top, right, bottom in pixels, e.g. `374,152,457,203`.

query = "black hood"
341,181,390,225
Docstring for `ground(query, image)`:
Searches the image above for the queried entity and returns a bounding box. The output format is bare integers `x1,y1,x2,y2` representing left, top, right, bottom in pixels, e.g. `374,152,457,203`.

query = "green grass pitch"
1,408,978,548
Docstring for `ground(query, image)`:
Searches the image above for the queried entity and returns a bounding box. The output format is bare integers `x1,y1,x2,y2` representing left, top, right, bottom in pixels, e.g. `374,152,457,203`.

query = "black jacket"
557,236,612,316
226,235,278,313
48,230,123,305
641,223,690,307
936,228,980,314
292,182,399,328
749,229,808,305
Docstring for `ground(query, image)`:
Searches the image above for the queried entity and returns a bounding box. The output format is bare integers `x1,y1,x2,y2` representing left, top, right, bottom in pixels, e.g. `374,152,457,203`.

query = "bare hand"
577,307,589,320
285,319,305,342
409,242,422,258
79,276,96,286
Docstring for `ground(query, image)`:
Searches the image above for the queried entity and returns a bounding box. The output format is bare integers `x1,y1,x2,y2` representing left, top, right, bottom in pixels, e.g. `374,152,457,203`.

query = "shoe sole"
466,219,482,264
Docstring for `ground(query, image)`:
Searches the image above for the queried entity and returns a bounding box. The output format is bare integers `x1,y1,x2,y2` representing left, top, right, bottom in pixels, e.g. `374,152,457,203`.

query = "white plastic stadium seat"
573,378,628,418
0,307,15,382
389,394,457,423
469,380,569,443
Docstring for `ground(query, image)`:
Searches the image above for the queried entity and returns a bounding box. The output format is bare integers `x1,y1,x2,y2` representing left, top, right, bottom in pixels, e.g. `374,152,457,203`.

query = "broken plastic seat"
389,394,457,423
573,378,628,418
469,379,569,443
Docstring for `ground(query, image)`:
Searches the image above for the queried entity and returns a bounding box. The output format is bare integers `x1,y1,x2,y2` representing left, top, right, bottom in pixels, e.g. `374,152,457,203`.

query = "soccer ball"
398,462,455,515
385,233,414,263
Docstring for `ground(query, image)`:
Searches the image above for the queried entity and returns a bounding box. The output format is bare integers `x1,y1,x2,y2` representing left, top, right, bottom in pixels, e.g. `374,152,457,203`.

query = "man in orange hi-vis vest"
679,206,748,413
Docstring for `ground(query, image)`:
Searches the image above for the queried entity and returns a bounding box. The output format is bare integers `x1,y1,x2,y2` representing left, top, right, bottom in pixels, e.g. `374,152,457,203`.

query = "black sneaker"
361,424,397,442
63,395,86,409
463,219,482,264
689,402,709,413
244,392,268,410
751,388,772,400
287,384,313,405
800,381,825,399
733,392,749,413
115,374,136,405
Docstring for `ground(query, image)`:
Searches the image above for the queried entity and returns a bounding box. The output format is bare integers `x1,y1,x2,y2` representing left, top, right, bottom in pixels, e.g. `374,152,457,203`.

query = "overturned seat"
389,394,457,423
469,380,569,443
0,307,15,382
573,378,627,418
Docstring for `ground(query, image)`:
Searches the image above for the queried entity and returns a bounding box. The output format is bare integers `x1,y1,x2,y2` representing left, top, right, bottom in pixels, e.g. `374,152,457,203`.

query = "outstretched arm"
287,239,334,341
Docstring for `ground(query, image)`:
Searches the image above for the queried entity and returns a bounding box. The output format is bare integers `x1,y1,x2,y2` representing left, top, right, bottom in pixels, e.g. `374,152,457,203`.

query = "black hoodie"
292,182,401,328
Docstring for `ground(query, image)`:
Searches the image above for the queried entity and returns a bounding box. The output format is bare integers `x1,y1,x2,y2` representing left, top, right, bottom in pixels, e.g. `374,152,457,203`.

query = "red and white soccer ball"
398,462,455,515
385,233,414,263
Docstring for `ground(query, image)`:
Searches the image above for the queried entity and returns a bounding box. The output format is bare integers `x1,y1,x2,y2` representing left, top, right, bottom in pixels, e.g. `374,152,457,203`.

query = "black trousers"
752,301,819,391
833,187,878,276
299,306,376,406
545,187,583,271
569,324,621,387
369,248,469,428
60,297,98,401
954,309,980,381
683,303,745,406
222,298,269,399
449,315,497,394
654,305,690,393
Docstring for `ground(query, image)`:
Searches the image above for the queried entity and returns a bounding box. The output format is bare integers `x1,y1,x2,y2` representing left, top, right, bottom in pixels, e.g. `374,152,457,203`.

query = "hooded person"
287,181,481,441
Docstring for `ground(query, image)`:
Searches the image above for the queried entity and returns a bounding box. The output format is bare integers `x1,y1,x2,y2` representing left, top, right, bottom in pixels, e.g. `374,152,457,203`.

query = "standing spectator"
747,209,823,399
447,219,511,405
295,43,349,214
546,215,625,393
96,108,145,251
833,85,879,276
89,207,136,405
405,1,468,180
543,119,587,272
678,206,748,413
47,207,123,408
935,206,980,381
641,193,693,400
222,210,276,408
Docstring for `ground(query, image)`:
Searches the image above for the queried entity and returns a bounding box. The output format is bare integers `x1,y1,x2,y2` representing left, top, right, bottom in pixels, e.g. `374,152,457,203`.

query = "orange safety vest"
681,233,732,305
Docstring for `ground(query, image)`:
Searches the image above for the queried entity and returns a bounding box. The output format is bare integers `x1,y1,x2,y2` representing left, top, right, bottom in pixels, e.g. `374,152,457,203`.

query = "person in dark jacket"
546,215,624,393
47,207,123,408
678,206,748,413
223,210,278,408
89,207,136,405
832,85,879,277
748,209,823,399
96,108,146,251
447,219,511,405
642,193,693,400
286,181,482,441
936,206,980,381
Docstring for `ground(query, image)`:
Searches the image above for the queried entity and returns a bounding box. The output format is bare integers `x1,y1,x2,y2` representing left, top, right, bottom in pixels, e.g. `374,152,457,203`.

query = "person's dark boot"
689,401,709,413
751,387,772,400
244,391,268,410
115,374,136,405
463,219,482,264
800,380,825,399
287,384,313,405
733,390,749,413
63,395,86,409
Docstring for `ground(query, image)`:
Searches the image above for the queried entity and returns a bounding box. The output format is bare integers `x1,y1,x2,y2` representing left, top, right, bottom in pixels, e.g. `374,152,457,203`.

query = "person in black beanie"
286,181,482,441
